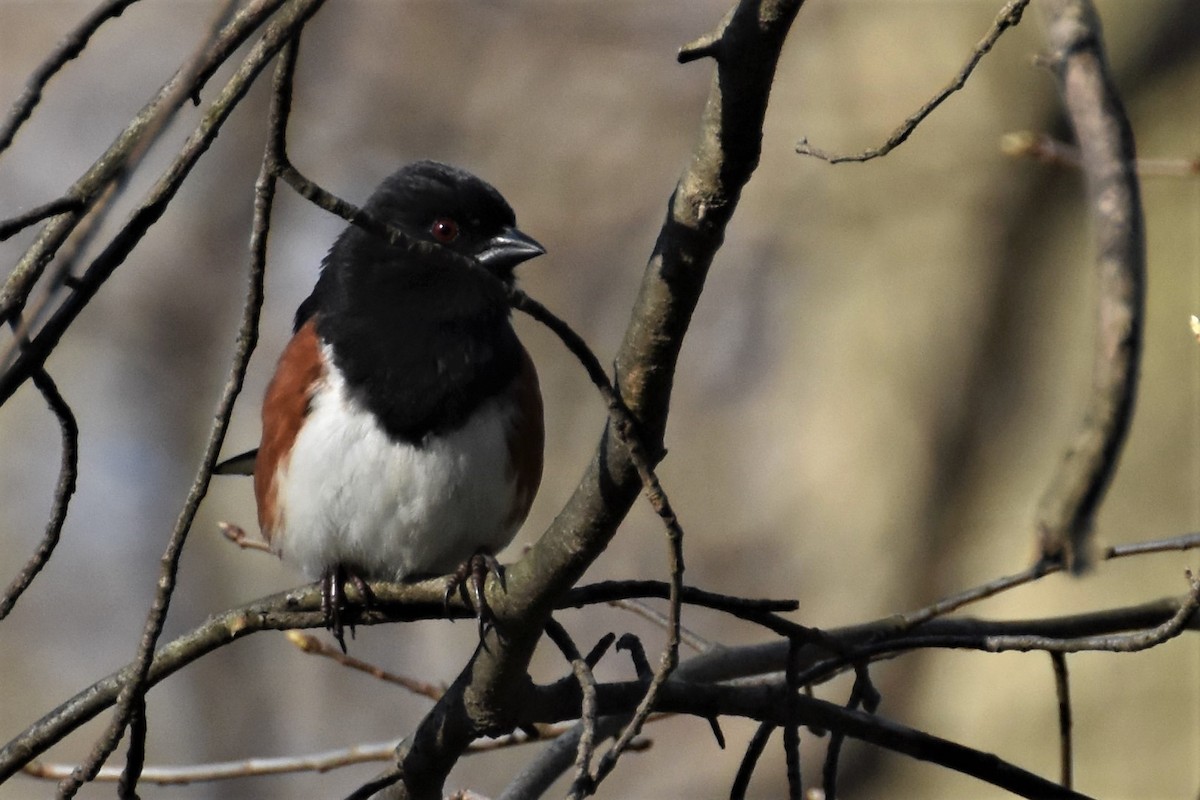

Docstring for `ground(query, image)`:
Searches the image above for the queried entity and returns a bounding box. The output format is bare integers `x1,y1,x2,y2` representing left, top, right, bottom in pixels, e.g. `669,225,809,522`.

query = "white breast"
272,353,520,581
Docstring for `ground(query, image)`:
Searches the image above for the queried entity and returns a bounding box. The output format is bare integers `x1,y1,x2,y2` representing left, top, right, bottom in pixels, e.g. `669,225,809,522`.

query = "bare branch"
0,197,85,242
1101,531,1200,559
1003,130,1200,177
795,0,1031,163
0,0,245,377
22,726,585,787
0,0,289,385
609,599,713,652
1050,652,1073,790
0,0,142,155
1033,0,1146,571
822,667,881,798
56,12,322,795
986,573,1200,653
1,569,1192,788
544,620,600,799
553,679,1097,800
0,368,77,619
897,530,1200,631
729,722,774,800
285,631,445,701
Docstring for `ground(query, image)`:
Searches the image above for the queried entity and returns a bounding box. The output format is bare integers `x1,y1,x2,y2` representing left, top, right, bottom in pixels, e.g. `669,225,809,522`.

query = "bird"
217,160,546,650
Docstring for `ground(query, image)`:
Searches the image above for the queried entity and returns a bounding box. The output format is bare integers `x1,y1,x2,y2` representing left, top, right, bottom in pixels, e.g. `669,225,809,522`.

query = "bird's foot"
443,549,505,636
321,565,375,653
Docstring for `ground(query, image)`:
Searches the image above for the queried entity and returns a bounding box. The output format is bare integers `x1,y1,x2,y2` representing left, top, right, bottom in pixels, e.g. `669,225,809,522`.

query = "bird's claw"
443,549,505,637
321,565,374,653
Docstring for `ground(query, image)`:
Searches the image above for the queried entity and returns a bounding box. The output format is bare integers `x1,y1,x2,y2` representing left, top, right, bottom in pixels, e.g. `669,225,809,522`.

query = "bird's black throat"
304,242,522,446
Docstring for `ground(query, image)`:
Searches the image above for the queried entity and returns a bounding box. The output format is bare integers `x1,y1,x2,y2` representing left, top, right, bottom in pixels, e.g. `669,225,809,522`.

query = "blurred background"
1,1,1197,797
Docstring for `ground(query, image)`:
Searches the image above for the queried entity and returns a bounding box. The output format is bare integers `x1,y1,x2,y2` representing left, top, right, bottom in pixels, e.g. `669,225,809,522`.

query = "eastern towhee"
218,161,545,650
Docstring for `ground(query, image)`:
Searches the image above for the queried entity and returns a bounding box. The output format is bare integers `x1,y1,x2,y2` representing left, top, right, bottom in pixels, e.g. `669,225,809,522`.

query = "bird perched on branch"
218,161,545,650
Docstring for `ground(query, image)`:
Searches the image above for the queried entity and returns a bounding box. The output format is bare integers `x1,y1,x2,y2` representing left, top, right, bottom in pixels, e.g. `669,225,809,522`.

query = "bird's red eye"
430,218,459,243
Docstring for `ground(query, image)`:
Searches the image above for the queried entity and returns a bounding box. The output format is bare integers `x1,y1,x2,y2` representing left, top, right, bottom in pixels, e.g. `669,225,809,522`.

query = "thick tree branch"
1034,0,1146,570
349,2,811,797
2,572,1191,787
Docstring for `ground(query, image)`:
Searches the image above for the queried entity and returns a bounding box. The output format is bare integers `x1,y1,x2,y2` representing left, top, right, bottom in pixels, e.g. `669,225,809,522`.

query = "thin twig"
729,722,775,800
609,598,713,652
616,633,654,682
285,631,444,701
22,728,581,786
0,0,245,378
518,279,687,787
1050,652,1073,789
795,0,1032,163
783,639,802,800
822,664,879,798
56,14,320,795
1102,531,1200,559
897,562,1054,629
567,580,797,616
115,695,145,799
0,197,85,242
545,619,600,799
986,572,1200,653
1034,0,1146,571
1002,130,1200,177
0,0,142,155
0,368,78,619
897,530,1200,631
0,0,288,374
218,521,273,553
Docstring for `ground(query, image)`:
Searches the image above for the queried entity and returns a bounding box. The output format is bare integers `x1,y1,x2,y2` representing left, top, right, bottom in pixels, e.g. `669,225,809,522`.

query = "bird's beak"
476,226,545,273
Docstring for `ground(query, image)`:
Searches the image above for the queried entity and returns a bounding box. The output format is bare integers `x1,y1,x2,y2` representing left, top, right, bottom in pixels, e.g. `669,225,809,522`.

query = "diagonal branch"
0,0,244,378
0,0,289,374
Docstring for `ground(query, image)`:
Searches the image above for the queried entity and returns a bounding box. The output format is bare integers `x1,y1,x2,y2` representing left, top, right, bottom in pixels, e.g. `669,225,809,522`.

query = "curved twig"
0,368,77,619
795,0,1032,163
729,722,775,800
0,0,142,155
